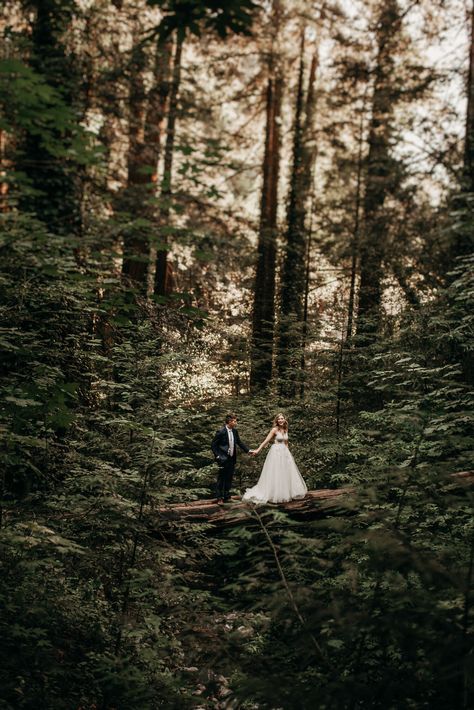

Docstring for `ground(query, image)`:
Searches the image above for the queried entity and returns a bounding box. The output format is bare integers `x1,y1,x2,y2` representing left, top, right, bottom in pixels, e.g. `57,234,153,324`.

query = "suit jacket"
211,426,249,464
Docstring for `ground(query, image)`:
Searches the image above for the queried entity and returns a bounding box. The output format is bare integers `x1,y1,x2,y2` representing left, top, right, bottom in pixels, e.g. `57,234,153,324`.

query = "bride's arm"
254,427,277,455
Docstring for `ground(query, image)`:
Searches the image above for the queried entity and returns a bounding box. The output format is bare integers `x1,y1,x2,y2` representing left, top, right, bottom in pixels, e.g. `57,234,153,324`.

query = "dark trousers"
216,458,235,500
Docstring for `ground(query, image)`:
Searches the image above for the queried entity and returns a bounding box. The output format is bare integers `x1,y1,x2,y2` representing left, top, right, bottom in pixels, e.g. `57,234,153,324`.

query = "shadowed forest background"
0,0,473,708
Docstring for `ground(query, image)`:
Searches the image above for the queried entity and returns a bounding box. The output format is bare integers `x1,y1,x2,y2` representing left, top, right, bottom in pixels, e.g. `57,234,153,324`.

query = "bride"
243,413,307,504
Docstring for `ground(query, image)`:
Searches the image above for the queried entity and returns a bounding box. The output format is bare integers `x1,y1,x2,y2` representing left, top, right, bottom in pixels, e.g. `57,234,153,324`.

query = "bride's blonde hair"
273,413,288,432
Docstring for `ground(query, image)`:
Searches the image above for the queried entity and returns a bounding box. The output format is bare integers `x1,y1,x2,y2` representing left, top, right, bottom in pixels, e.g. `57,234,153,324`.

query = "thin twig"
251,506,326,661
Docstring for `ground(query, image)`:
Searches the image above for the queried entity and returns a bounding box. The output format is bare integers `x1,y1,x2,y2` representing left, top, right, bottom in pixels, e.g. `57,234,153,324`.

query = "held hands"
249,449,259,457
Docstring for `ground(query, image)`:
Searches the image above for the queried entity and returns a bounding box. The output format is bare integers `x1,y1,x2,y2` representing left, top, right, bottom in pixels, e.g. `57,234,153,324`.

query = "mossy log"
155,488,356,526
155,471,474,528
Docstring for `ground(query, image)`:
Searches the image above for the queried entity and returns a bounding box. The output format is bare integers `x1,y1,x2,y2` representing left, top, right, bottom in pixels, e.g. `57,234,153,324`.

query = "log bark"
155,487,355,526
154,472,473,528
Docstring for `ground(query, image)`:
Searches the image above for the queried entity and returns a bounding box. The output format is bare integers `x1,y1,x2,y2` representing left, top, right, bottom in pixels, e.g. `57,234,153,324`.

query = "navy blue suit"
211,426,249,500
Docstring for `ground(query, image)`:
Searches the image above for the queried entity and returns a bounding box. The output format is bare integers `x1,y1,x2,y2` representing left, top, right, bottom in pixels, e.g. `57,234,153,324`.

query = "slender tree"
276,30,306,391
121,36,173,290
464,0,474,196
355,0,402,343
298,49,319,394
448,0,474,267
346,95,366,342
154,32,184,296
277,32,319,393
249,0,283,391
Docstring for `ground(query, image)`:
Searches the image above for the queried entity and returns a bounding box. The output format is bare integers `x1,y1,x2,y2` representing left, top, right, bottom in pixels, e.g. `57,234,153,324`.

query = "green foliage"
0,209,214,708
0,58,94,162
0,1,473,708
148,0,259,39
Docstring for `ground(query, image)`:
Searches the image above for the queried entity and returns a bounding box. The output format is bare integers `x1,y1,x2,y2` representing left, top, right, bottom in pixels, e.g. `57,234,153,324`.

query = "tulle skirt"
242,443,307,504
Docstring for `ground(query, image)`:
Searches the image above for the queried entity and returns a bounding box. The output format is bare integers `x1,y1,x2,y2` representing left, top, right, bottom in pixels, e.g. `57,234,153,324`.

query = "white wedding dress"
243,432,308,504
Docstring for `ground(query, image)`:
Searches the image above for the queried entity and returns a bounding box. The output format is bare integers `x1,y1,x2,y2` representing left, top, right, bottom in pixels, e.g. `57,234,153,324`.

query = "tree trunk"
355,0,401,343
299,198,314,397
346,101,366,343
277,37,319,393
121,38,173,291
298,50,318,394
154,34,184,297
249,43,283,391
464,1,474,196
448,1,474,266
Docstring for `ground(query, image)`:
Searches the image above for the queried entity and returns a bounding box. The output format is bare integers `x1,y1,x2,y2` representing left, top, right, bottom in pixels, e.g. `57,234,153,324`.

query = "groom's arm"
235,430,250,454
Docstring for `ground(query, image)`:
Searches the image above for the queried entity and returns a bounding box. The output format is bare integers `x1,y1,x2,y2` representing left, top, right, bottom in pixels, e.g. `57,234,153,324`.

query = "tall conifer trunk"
355,0,400,342
250,2,283,391
154,34,183,296
121,38,172,290
277,35,318,393
464,1,474,196
450,2,474,385
298,49,318,391
299,194,314,397
276,32,306,391
346,103,365,343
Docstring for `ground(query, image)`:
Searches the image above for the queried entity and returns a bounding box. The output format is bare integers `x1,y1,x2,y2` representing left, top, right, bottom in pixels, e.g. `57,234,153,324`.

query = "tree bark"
121,37,173,291
346,100,366,343
277,37,319,393
154,471,473,528
464,0,474,196
355,0,401,343
299,198,314,397
249,28,283,391
154,34,184,296
155,487,355,527
448,1,474,265
298,50,318,395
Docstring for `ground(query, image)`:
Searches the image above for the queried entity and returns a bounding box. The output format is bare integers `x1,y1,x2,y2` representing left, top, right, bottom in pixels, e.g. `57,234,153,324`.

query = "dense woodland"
0,0,473,708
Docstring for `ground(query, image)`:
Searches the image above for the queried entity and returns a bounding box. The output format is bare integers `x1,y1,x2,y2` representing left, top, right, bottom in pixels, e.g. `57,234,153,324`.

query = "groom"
211,413,253,503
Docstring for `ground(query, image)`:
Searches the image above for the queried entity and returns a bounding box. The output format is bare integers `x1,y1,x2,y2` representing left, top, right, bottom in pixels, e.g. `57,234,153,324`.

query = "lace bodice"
274,431,288,444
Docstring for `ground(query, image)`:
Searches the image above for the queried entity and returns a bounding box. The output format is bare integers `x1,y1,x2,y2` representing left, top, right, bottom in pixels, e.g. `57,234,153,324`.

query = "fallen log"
155,488,356,526
154,471,474,527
